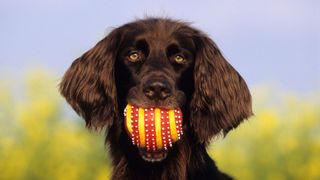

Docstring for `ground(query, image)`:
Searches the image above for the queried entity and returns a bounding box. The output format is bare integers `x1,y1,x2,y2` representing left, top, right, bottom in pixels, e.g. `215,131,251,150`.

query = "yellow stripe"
155,108,162,149
169,110,178,141
126,104,133,134
138,108,145,147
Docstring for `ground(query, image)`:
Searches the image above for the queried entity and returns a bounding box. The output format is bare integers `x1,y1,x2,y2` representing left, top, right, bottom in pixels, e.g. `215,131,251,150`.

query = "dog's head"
60,18,252,162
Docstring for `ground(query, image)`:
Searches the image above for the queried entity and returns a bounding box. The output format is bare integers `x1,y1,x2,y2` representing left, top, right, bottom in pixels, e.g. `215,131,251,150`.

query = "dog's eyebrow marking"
166,44,181,57
135,39,149,54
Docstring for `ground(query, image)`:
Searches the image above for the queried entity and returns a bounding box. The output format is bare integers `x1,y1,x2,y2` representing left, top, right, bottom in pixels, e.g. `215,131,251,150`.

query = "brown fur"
60,18,252,179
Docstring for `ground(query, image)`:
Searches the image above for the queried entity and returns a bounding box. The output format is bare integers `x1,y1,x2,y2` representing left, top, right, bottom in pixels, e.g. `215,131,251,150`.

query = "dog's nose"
143,80,172,100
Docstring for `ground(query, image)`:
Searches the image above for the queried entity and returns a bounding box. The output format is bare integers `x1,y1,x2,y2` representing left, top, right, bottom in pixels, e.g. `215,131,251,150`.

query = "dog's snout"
143,80,172,100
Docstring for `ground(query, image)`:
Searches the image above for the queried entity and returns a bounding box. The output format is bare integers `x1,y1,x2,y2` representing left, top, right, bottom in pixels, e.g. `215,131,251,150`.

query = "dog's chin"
139,148,168,162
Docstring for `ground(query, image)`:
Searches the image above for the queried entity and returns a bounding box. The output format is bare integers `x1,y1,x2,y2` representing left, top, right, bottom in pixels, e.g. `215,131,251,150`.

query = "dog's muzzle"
124,104,183,162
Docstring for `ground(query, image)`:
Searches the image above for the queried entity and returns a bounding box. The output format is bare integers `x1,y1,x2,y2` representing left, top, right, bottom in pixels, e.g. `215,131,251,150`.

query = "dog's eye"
127,51,142,62
174,55,186,64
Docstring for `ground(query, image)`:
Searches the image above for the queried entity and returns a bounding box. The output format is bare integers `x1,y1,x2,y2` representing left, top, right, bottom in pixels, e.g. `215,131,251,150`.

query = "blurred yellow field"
0,71,319,180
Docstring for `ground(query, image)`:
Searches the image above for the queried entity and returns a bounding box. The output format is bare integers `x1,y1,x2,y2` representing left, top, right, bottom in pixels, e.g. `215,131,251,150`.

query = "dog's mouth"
124,104,183,162
139,149,168,162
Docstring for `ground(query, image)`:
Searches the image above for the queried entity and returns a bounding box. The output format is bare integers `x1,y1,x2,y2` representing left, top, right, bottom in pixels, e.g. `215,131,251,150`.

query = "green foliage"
0,71,319,179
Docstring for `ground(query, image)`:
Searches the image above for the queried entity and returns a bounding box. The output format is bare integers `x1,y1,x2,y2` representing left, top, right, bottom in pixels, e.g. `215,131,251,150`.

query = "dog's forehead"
122,19,194,45
138,27,177,44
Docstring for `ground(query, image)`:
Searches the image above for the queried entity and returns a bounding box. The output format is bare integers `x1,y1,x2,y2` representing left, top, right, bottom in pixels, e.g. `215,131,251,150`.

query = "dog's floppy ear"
190,33,253,144
60,28,123,130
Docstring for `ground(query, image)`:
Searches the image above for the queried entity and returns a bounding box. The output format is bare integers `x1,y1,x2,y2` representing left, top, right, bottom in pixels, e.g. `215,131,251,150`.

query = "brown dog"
60,18,252,180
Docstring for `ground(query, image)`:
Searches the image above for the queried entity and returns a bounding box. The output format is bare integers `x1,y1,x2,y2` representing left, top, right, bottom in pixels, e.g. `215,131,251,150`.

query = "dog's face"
116,21,196,109
115,21,197,161
60,18,252,163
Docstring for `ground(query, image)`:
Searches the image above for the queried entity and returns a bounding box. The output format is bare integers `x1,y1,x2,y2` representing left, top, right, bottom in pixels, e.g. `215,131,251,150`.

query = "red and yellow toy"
124,104,183,152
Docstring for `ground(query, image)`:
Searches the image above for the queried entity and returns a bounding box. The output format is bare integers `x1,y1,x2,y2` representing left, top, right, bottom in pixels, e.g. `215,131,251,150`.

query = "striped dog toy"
124,104,183,152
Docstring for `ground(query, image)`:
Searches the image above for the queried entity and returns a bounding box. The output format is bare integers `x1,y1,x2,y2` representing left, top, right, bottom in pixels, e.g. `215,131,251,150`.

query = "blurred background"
0,0,319,179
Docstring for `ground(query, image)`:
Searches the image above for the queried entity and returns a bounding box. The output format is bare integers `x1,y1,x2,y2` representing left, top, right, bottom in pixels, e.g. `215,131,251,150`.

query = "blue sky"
1,0,319,93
